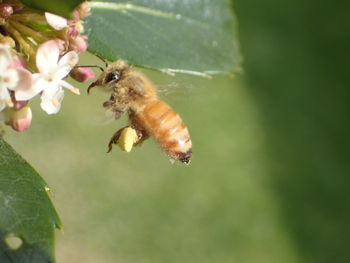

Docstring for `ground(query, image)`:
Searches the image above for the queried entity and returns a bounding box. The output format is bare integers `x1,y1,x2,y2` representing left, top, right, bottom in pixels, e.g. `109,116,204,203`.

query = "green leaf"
0,138,61,263
21,0,82,18
85,0,241,76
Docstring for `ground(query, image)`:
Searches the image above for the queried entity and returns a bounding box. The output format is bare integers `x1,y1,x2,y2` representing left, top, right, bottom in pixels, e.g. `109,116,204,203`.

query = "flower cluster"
0,0,94,132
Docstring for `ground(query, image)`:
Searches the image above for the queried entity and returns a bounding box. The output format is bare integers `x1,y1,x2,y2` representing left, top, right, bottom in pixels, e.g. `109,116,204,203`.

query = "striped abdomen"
134,100,192,164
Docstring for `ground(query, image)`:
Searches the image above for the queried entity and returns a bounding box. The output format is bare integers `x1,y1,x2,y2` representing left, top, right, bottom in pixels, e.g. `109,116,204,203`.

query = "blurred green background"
4,0,350,262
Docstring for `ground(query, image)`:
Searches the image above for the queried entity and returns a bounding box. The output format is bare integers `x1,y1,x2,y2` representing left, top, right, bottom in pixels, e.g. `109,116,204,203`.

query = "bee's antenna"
94,54,109,68
74,65,105,72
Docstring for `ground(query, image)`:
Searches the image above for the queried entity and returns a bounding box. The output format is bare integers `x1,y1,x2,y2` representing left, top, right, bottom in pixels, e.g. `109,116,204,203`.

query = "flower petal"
40,86,64,114
59,80,80,95
53,51,78,80
0,45,11,72
2,68,19,90
58,50,78,67
15,73,44,101
55,65,74,81
36,40,60,74
13,68,33,92
45,12,68,30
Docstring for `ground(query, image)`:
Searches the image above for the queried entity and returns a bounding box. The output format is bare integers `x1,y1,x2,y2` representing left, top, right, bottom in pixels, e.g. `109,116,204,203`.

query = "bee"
88,60,192,164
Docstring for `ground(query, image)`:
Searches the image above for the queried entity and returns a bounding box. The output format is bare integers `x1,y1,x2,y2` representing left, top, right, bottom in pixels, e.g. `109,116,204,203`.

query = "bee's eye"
105,71,120,83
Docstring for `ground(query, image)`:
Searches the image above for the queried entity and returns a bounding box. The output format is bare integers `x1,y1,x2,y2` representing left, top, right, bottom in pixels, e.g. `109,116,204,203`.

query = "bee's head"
87,60,130,93
103,60,129,85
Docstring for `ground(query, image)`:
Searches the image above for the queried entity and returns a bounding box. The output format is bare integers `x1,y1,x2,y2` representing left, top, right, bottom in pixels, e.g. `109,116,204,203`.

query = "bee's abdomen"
138,100,192,164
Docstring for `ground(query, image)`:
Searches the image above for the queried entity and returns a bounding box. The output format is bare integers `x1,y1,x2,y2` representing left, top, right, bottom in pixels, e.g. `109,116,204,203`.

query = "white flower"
45,12,68,30
0,45,32,111
16,40,80,114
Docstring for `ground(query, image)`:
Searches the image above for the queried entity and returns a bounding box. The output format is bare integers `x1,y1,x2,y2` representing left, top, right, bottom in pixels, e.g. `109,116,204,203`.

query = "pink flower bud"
6,105,32,132
0,4,14,18
70,67,95,82
66,27,79,39
76,1,91,18
71,10,80,22
70,36,87,53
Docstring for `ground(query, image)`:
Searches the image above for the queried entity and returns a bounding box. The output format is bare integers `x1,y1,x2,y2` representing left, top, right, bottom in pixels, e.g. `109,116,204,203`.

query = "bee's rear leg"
108,127,149,153
134,130,149,146
107,127,125,153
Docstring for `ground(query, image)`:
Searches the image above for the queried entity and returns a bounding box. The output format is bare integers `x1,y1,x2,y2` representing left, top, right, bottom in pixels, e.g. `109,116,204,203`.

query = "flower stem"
9,20,49,42
5,23,35,56
10,13,47,23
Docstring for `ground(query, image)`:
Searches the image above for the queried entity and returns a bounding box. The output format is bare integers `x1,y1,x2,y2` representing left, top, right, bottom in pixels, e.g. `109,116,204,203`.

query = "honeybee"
88,60,192,164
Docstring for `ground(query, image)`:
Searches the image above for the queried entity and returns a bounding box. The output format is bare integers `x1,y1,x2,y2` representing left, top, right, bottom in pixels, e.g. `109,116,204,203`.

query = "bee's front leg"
103,95,128,120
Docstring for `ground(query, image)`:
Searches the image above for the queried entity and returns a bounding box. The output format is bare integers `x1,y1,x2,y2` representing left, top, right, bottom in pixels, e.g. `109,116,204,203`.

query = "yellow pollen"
118,127,139,152
71,87,80,95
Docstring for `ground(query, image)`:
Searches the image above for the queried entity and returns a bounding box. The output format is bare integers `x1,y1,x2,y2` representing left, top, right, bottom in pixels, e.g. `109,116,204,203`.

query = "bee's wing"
101,108,119,125
87,107,124,126
156,81,196,100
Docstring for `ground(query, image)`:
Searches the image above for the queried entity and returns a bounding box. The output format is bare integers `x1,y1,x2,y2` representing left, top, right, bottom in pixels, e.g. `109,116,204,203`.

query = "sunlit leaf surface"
85,0,241,76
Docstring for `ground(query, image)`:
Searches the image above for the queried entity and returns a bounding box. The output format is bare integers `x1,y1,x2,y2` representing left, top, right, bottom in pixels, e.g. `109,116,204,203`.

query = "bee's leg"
108,110,124,121
104,105,125,121
103,96,127,120
108,127,148,153
102,94,117,110
133,129,149,146
107,127,126,153
102,100,114,108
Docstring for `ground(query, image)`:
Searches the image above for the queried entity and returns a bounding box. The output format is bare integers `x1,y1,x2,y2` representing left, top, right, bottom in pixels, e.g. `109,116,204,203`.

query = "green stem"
5,24,35,56
10,14,47,23
9,20,49,42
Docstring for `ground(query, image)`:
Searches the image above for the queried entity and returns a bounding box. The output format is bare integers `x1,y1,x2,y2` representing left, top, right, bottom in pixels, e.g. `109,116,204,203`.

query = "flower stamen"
71,87,80,95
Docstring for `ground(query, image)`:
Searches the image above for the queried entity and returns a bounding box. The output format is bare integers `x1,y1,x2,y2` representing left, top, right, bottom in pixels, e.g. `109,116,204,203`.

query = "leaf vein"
89,1,209,29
